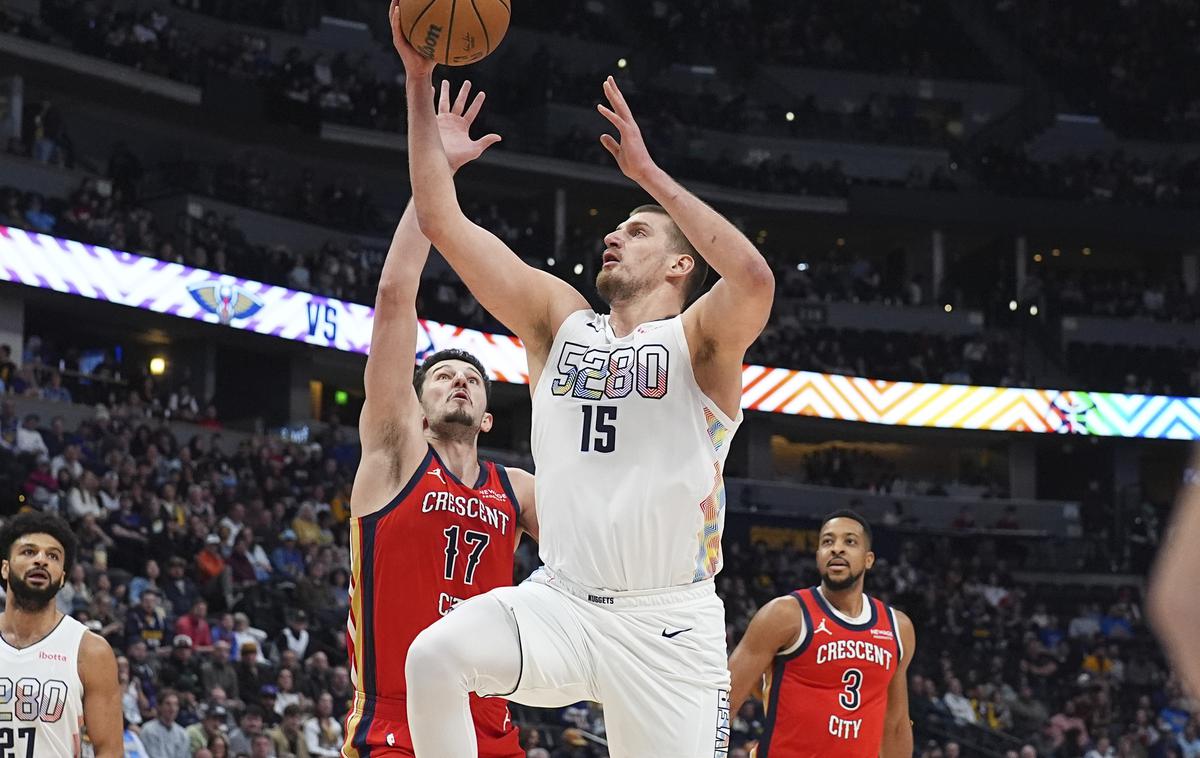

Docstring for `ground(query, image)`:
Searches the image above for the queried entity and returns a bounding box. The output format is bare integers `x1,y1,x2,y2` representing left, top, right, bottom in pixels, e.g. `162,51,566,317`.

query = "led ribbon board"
2,225,1198,440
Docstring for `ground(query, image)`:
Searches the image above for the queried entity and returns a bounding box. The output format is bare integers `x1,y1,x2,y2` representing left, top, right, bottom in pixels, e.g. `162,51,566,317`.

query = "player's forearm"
727,653,768,713
93,745,124,758
377,200,430,301
880,725,913,758
638,166,773,291
405,72,467,242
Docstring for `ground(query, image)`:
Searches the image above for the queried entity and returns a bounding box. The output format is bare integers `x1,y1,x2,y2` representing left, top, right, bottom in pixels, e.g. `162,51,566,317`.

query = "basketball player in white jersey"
1150,448,1200,697
0,512,123,757
390,3,775,755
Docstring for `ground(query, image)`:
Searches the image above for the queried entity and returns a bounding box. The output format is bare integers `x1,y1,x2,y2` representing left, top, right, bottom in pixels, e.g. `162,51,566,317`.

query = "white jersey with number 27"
531,310,742,591
0,614,86,758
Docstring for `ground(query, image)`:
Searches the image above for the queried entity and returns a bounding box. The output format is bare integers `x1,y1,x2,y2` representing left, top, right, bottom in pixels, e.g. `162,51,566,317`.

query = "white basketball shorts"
485,567,731,758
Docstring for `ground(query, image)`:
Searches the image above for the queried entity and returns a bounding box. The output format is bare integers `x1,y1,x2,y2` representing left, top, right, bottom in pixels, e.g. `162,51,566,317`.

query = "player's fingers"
389,0,403,37
597,104,623,130
599,133,620,158
438,79,452,114
453,80,473,116
478,133,502,151
605,75,634,120
464,90,487,123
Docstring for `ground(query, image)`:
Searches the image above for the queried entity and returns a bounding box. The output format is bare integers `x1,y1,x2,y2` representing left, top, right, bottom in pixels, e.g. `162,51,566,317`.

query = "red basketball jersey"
755,588,901,758
344,446,523,756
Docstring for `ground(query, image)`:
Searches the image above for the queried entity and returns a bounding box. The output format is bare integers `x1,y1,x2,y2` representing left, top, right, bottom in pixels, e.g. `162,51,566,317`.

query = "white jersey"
532,310,742,590
0,614,87,757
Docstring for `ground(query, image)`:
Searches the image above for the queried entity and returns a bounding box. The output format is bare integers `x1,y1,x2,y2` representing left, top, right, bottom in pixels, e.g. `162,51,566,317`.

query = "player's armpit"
78,632,123,758
728,595,805,713
880,611,916,758
682,268,774,419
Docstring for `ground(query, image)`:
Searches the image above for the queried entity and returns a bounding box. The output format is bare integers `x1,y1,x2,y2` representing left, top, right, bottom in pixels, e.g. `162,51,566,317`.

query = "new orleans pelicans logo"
1049,391,1096,435
187,281,265,325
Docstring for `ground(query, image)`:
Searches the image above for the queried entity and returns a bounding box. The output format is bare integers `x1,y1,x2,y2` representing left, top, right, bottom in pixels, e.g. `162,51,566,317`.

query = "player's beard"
596,267,647,306
432,408,477,441
6,571,60,612
820,569,863,593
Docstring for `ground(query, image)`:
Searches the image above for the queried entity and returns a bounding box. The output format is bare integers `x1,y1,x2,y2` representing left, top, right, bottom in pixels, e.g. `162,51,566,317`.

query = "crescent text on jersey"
814,639,895,670
420,491,513,535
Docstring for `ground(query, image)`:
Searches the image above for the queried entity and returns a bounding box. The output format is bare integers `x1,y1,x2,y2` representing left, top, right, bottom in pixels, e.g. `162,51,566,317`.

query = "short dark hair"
629,204,710,304
819,509,873,548
0,512,78,587
413,349,491,404
242,704,265,721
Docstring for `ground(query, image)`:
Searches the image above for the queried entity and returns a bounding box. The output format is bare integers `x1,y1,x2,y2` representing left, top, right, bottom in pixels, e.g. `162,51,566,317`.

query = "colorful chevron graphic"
2,225,1198,440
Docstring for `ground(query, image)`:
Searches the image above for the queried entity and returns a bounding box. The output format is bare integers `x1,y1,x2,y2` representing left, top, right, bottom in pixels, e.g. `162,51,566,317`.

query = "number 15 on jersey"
551,342,670,455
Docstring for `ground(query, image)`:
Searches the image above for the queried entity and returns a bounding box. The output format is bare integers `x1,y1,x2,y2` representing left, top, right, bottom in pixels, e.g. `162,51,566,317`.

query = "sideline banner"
2,226,1197,439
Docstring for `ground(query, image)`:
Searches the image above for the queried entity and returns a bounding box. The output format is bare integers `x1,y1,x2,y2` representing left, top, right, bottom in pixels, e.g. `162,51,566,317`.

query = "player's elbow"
374,280,409,305
743,257,776,293
414,204,461,247
726,256,775,300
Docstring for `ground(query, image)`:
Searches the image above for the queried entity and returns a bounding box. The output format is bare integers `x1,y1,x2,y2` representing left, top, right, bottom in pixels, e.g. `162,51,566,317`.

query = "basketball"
400,0,510,67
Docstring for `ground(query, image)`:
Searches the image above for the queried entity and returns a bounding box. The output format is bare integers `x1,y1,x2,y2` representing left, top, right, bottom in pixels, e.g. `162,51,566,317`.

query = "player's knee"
405,624,459,692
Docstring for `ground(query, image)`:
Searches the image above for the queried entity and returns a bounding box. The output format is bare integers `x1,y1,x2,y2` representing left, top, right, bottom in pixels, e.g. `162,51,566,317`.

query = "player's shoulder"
78,630,118,685
891,608,916,639
757,592,808,626
501,465,533,487
78,630,115,662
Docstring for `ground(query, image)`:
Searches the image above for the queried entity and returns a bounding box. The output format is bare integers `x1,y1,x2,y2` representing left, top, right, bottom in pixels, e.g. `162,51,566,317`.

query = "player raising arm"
342,79,535,758
728,512,915,758
393,0,773,415
392,0,775,754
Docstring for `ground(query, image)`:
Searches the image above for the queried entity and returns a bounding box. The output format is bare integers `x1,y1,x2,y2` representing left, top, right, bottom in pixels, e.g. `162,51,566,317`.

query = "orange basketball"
400,0,510,67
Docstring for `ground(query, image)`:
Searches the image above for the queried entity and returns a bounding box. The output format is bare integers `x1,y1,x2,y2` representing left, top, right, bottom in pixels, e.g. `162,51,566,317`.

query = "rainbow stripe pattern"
3,225,1198,440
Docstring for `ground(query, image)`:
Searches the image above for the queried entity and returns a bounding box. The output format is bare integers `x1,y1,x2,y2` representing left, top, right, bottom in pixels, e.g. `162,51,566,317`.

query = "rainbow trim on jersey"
693,462,726,582
705,406,730,453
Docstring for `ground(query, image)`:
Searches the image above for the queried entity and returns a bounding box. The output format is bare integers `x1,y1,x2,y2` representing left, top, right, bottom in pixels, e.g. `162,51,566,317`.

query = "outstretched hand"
389,0,436,78
597,76,658,184
436,80,502,172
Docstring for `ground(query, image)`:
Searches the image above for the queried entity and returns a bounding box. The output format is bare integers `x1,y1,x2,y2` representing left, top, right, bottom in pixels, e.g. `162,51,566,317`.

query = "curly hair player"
0,511,123,757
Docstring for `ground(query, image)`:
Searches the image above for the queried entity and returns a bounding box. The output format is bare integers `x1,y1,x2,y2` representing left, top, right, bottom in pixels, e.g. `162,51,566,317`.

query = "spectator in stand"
162,556,200,616
186,704,229,754
175,597,214,650
303,692,342,757
139,689,191,758
15,413,48,457
0,345,17,388
271,528,306,580
125,586,167,650
236,642,269,702
160,634,206,701
943,678,978,724
195,533,228,601
228,704,268,756
269,703,311,757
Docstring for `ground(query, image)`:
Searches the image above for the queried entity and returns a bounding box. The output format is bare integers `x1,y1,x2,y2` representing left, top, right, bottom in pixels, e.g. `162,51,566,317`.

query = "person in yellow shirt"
290,502,321,546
